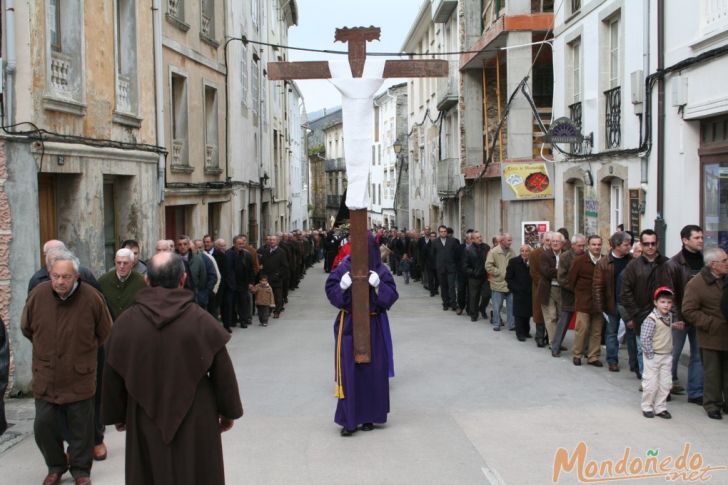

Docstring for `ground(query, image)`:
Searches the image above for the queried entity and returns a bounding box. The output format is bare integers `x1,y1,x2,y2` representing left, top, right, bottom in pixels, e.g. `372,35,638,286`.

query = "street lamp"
392,138,402,156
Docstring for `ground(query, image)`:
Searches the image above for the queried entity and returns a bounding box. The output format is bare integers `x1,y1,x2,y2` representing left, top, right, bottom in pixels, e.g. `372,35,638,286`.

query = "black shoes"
573,358,582,366
536,339,546,348
493,326,501,332
656,411,672,419
642,411,655,418
687,396,703,405
707,410,722,420
340,428,357,436
470,316,478,322
361,423,374,431
588,360,604,368
517,336,526,342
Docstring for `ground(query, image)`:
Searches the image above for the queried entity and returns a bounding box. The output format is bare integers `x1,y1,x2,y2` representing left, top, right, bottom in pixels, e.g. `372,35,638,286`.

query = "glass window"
609,19,620,89
703,162,728,250
49,0,62,51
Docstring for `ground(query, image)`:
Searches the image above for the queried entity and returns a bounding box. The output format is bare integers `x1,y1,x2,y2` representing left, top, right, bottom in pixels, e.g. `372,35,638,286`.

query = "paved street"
2,263,728,484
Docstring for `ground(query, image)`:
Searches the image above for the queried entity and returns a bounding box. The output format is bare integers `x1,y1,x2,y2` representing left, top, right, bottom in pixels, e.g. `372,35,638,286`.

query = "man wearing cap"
682,246,728,420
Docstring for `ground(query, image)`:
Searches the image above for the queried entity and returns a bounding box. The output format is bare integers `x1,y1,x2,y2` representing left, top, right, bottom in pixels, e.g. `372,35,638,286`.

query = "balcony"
532,106,552,157
326,194,342,208
569,101,582,154
50,51,73,97
433,0,458,23
205,144,217,168
116,74,131,113
483,0,554,27
604,86,621,149
437,158,463,197
436,60,459,111
325,158,346,172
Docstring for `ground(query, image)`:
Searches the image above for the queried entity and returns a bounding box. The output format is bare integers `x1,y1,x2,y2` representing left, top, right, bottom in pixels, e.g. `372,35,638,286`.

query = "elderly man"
537,232,565,347
28,240,100,293
682,247,728,420
102,252,243,483
568,235,604,367
225,235,256,330
506,245,532,341
551,234,586,357
194,239,222,315
259,235,290,318
463,231,491,322
593,231,633,372
155,239,173,253
98,248,147,321
529,232,551,338
486,233,515,331
22,249,112,485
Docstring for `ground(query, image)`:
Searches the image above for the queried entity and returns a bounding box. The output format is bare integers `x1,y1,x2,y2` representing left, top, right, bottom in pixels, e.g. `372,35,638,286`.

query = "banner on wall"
501,161,555,201
522,221,550,248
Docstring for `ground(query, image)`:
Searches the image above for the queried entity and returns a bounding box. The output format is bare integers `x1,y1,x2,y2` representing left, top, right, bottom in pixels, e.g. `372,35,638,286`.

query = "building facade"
307,108,342,230
2,0,161,390
323,121,347,225
289,82,309,231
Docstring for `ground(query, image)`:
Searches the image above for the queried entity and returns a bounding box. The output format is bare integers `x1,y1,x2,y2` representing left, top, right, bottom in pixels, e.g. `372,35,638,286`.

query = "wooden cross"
268,27,447,363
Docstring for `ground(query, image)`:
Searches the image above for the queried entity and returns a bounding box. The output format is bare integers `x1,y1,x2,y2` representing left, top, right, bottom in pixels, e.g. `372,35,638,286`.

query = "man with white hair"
98,248,147,321
22,249,112,485
682,246,728,420
28,240,100,293
537,232,564,347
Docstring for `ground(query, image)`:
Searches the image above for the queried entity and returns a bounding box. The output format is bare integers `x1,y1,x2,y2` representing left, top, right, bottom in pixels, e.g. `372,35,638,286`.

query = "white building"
552,0,646,243
370,83,408,229
661,0,728,254
289,82,309,230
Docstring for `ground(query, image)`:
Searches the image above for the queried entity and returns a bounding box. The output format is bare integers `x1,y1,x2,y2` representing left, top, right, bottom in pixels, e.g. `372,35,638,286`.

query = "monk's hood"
133,287,196,329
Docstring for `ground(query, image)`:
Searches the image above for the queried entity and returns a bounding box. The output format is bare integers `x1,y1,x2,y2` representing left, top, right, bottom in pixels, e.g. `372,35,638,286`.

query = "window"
171,72,189,166
204,84,219,170
251,56,259,115
49,0,61,51
241,41,248,108
114,0,138,119
604,17,621,149
200,0,215,41
571,0,581,15
571,39,581,104
574,183,585,234
608,19,620,89
610,180,623,232
45,0,84,111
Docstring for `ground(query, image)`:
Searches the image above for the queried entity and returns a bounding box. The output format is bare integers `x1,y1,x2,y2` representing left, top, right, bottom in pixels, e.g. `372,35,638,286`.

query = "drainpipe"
152,0,166,203
5,0,16,125
640,0,650,186
655,0,666,251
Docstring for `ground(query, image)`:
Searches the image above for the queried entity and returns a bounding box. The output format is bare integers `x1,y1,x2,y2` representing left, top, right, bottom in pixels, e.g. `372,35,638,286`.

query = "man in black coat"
463,231,491,322
225,235,255,331
455,229,472,314
506,244,533,341
259,235,289,318
431,225,460,311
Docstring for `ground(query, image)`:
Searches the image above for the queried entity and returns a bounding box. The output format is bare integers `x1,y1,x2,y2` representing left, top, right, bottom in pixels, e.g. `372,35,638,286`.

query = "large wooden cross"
268,27,447,363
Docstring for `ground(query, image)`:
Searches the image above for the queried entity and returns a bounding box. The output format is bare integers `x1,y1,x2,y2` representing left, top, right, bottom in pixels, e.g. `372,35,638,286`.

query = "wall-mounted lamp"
260,172,270,186
583,170,594,187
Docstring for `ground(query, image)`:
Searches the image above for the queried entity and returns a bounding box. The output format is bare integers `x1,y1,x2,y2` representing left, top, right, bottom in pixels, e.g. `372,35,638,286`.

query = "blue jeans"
605,313,620,365
491,291,514,329
671,325,704,398
625,327,640,374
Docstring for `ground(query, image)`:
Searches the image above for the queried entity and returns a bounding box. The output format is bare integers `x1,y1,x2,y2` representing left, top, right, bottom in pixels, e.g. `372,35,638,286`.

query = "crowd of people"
348,224,728,423
18,229,326,484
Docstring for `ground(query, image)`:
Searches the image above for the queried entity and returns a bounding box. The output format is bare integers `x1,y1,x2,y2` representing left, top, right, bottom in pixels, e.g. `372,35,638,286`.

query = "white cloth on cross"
328,60,385,210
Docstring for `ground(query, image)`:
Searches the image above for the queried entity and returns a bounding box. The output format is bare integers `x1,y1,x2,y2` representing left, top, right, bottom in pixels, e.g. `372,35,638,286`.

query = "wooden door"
38,174,57,263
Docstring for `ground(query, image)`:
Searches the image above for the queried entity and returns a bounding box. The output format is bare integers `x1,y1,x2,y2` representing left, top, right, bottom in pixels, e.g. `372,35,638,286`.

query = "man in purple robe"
325,234,398,436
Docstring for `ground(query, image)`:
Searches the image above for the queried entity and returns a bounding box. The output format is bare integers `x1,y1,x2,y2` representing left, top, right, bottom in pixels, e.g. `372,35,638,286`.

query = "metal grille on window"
604,86,621,149
569,101,582,154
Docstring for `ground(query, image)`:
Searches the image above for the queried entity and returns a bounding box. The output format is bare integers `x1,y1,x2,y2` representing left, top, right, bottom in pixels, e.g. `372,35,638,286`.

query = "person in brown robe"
102,252,243,485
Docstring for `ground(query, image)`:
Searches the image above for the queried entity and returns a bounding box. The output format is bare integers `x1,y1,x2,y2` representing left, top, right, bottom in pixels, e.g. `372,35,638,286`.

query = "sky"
288,0,426,117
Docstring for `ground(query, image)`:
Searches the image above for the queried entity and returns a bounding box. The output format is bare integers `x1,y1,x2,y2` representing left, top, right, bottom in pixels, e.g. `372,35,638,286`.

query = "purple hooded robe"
325,234,398,430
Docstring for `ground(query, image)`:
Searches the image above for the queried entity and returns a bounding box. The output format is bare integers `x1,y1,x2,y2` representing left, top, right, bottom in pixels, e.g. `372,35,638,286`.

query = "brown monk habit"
102,287,243,485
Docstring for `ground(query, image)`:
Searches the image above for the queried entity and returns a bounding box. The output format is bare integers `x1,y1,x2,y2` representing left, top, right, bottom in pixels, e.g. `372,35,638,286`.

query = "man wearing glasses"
620,229,674,380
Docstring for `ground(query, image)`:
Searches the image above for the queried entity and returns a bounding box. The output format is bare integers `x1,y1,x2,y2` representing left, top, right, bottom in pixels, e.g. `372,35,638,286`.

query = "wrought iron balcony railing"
604,86,621,149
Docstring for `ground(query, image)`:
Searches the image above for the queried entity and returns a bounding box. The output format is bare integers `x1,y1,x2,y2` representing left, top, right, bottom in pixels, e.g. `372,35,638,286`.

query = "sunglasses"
641,242,657,247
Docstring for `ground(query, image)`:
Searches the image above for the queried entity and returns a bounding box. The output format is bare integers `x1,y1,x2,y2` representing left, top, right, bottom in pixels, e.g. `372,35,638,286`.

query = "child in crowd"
251,274,276,327
640,286,684,419
399,254,412,284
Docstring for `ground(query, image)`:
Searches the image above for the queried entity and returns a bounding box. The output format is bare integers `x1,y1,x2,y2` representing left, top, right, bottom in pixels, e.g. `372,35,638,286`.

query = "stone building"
323,121,347,225
2,0,161,390
307,108,342,229
288,82,309,231
161,0,231,242
370,83,409,229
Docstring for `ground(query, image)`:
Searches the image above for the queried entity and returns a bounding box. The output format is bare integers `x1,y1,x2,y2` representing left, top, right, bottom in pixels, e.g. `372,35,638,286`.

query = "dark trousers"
257,305,271,324
700,348,728,413
467,278,485,318
428,269,439,295
227,288,251,327
515,316,531,339
207,287,224,319
456,272,467,310
625,327,639,373
35,397,94,478
272,284,284,313
437,269,456,308
390,254,401,275
94,346,105,445
283,278,289,302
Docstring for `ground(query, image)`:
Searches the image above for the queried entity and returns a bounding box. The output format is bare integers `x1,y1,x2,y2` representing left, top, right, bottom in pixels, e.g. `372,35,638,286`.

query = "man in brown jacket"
551,234,585,357
22,249,112,485
529,232,552,338
568,235,604,367
538,232,564,347
593,231,633,372
682,246,728,420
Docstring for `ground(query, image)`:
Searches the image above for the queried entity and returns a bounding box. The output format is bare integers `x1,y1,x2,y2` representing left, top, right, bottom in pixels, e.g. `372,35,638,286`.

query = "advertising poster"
522,221,550,247
501,161,555,201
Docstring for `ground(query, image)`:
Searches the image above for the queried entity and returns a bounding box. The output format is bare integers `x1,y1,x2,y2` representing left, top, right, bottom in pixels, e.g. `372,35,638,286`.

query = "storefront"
700,115,728,250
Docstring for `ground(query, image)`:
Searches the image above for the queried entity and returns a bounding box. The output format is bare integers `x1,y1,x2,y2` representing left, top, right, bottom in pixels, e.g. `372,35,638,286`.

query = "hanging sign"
501,161,555,200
